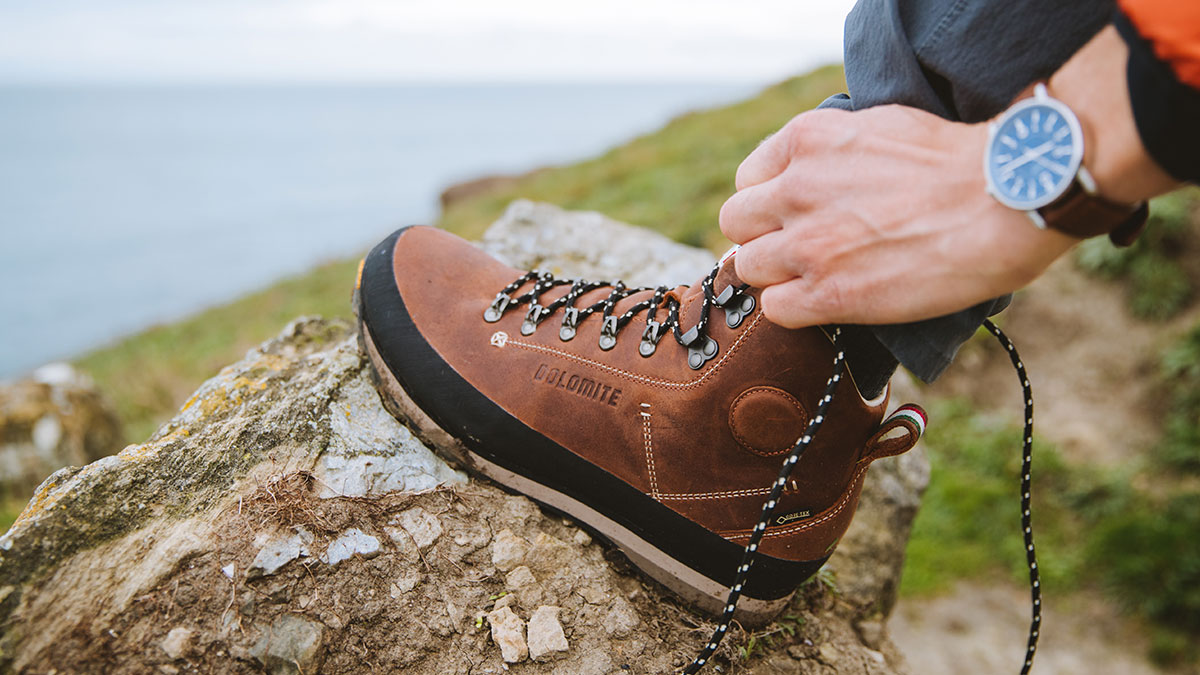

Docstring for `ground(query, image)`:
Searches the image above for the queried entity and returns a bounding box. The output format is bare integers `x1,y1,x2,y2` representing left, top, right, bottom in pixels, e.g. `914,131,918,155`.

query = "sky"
0,1,856,84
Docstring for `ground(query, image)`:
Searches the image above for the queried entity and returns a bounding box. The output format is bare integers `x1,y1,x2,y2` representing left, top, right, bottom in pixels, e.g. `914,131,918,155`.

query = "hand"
718,104,1077,328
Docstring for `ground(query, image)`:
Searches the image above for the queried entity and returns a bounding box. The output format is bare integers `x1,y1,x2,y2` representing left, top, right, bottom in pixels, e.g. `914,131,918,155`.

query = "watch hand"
998,140,1058,175
1032,154,1068,177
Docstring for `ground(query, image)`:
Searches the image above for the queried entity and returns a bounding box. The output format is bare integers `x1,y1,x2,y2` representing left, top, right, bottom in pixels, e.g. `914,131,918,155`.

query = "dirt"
893,254,1200,675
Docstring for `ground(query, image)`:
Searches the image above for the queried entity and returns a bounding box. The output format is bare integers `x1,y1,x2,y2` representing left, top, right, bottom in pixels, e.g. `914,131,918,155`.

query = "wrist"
1048,25,1180,204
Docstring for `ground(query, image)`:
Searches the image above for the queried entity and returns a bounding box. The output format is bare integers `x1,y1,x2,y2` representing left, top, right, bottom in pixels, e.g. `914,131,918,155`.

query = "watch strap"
1036,181,1148,247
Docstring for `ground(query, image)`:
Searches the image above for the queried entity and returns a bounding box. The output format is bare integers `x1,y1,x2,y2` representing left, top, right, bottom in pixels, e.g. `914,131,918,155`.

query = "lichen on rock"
0,203,928,674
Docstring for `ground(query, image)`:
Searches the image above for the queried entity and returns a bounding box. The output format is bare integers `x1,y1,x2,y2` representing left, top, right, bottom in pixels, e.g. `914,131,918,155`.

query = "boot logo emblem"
490,331,509,348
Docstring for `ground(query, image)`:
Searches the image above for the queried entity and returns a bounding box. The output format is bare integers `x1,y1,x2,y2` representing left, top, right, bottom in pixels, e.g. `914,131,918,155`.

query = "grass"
1074,189,1200,320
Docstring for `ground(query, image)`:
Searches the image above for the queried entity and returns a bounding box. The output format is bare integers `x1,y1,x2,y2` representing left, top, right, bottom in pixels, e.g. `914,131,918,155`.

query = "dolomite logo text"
533,364,622,407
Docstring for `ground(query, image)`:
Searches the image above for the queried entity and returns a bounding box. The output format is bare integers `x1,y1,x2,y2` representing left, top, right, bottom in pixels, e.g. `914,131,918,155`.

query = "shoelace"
483,265,755,368
483,262,1041,675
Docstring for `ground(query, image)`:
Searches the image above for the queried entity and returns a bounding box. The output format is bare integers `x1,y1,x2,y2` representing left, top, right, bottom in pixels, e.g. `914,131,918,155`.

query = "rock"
389,507,442,550
319,528,381,565
250,526,314,576
527,606,569,662
160,626,194,660
251,614,324,675
0,363,123,492
490,528,529,572
0,204,926,674
486,606,528,663
604,596,640,638
478,200,718,289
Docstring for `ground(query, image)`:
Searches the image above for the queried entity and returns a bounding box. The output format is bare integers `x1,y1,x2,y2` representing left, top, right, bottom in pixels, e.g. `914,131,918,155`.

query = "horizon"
0,2,854,86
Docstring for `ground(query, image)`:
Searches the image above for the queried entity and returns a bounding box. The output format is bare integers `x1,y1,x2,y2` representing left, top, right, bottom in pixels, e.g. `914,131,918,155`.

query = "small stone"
320,528,380,565
391,507,442,550
527,606,569,662
221,563,235,579
160,627,194,660
250,614,324,674
493,593,517,610
572,529,592,546
249,526,313,576
486,606,528,663
604,597,639,638
505,565,537,591
491,529,529,572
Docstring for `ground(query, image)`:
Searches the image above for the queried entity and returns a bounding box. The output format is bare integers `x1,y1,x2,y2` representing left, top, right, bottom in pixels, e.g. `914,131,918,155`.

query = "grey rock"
251,614,324,675
528,600,568,658
0,363,123,492
478,200,717,289
319,528,381,565
250,526,314,576
486,606,528,663
387,507,442,550
527,605,569,662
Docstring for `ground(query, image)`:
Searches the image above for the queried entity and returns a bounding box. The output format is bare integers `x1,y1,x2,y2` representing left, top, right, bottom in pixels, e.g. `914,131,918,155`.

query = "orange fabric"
1119,0,1200,88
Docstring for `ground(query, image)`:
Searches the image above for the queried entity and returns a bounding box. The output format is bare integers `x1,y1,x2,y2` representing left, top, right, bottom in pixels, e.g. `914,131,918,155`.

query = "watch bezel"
983,83,1085,213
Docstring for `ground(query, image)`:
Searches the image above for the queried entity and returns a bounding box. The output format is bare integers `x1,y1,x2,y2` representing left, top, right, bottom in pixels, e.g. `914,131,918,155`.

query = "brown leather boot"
355,226,925,625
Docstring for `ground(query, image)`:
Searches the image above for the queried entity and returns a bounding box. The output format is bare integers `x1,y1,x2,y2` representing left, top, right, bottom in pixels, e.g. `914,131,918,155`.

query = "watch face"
984,96,1083,211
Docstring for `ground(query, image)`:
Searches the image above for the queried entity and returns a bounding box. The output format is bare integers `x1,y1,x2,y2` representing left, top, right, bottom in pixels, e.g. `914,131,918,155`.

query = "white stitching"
656,486,773,501
641,407,659,498
719,465,868,541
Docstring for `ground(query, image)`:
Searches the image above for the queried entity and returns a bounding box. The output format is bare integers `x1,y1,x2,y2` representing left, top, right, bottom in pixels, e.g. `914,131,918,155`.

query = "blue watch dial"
985,91,1083,211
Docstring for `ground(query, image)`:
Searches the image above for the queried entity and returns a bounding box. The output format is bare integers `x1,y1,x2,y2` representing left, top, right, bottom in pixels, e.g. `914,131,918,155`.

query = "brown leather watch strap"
1037,181,1148,247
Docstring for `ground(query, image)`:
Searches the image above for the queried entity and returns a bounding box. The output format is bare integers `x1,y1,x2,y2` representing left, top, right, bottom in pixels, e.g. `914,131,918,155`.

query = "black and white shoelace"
483,262,1041,675
681,318,1042,675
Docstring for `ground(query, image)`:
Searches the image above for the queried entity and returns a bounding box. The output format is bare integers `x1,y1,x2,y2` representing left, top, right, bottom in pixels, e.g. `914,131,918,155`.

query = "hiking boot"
354,225,925,625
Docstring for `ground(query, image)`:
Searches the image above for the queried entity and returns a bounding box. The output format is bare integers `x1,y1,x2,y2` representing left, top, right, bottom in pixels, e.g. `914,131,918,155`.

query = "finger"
733,229,803,289
734,127,792,191
759,276,838,329
718,179,790,245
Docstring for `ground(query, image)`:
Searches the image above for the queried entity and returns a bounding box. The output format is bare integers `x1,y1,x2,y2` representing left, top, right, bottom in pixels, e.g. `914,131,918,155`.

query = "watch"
984,82,1148,246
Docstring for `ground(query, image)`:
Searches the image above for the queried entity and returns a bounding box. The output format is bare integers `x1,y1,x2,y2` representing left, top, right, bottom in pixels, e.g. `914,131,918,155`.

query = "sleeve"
1115,0,1200,183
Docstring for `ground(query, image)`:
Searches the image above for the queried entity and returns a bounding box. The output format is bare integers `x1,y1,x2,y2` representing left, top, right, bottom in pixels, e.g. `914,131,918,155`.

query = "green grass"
1074,189,1200,320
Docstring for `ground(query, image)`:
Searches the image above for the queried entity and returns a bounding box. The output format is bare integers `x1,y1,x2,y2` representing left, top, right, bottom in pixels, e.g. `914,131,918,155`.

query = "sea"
0,82,756,378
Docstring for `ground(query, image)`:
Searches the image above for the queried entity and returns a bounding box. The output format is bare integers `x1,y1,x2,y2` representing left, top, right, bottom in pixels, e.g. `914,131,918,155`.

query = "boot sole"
359,321,791,625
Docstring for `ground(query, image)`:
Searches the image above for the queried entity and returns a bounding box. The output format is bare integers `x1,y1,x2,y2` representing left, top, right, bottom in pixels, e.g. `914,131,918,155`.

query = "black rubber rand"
359,229,827,601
